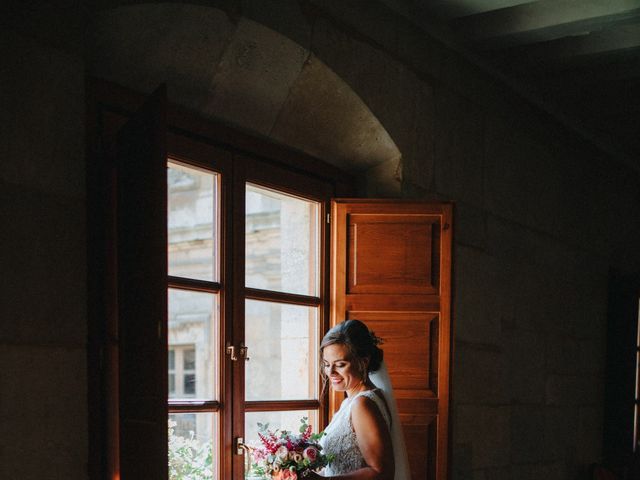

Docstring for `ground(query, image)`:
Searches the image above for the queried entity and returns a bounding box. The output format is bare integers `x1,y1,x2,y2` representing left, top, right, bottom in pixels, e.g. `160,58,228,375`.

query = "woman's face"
322,343,365,394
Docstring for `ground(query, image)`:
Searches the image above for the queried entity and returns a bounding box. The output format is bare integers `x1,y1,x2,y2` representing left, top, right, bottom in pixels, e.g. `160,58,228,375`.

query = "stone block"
453,203,487,251
433,89,484,206
484,215,536,267
574,406,603,465
401,80,436,192
543,406,579,462
543,261,608,340
270,54,400,173
0,345,86,479
510,406,546,464
545,335,581,375
205,17,309,135
484,116,562,235
396,21,444,81
242,0,313,49
510,462,567,480
438,49,484,104
0,30,84,198
603,167,640,272
545,374,601,406
578,338,606,374
307,0,399,53
451,442,473,480
452,342,508,405
556,155,611,255
503,329,546,404
310,16,430,170
453,405,511,469
484,253,553,334
453,246,502,345
0,182,86,345
363,157,402,197
0,344,86,416
483,466,512,480
90,4,236,112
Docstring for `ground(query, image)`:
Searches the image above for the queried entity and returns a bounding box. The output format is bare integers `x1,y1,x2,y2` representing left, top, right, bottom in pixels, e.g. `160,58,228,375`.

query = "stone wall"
1,0,640,479
0,12,87,479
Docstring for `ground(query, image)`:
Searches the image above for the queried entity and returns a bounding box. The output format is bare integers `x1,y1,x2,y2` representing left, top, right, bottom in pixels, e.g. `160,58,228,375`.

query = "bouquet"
249,417,333,480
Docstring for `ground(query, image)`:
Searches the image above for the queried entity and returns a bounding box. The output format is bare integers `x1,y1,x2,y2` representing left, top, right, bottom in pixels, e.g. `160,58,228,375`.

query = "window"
89,82,452,480
165,143,332,480
168,345,197,398
635,296,640,451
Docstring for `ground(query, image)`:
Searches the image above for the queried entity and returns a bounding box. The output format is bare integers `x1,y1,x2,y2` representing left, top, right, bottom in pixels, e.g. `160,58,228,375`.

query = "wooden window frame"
635,294,640,451
86,78,355,480
603,272,640,473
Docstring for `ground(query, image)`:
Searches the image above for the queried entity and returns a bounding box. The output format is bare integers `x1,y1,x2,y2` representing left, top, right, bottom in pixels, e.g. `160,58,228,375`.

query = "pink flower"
274,470,297,480
302,446,318,462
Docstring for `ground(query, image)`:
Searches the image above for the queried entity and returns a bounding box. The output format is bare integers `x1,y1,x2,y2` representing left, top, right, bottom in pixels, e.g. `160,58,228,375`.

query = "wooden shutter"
115,85,168,479
330,199,452,480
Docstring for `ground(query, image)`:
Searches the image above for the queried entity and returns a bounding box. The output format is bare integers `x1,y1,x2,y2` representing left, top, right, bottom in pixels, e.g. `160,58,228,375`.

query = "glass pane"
168,161,218,282
184,348,196,370
245,300,318,401
184,374,196,395
169,412,217,480
168,349,175,369
245,184,319,296
168,289,218,400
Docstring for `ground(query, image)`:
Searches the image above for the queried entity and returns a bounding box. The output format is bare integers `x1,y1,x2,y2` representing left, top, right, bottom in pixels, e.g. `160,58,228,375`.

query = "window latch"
239,343,250,361
226,343,238,361
236,436,249,455
236,437,253,472
227,343,250,361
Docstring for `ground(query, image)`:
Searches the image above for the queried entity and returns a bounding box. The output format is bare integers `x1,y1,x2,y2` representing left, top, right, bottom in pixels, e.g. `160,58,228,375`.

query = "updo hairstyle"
320,319,384,381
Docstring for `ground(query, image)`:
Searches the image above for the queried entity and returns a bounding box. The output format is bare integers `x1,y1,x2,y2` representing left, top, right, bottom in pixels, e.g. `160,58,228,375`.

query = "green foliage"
168,420,214,480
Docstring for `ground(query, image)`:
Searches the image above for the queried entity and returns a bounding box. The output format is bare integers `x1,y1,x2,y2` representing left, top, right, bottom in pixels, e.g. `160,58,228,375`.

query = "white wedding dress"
319,362,411,480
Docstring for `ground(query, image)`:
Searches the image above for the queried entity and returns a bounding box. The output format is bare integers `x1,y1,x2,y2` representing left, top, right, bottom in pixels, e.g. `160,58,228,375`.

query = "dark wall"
2,1,640,479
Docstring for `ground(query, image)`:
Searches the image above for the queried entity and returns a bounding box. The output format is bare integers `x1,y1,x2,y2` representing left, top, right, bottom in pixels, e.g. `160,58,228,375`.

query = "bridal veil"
369,361,411,480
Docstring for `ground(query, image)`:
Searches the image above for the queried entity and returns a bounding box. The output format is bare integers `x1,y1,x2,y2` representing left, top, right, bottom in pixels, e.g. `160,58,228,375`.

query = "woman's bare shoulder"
351,392,385,421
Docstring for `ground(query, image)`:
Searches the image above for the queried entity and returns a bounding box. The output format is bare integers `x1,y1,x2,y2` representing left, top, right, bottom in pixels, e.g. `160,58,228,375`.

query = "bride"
310,320,411,480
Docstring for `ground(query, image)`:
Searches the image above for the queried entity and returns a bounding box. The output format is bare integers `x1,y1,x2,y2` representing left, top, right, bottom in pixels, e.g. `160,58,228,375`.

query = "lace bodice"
320,389,391,476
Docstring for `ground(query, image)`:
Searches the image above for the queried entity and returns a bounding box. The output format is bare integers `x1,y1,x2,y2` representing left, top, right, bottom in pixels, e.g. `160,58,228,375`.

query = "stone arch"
88,3,402,193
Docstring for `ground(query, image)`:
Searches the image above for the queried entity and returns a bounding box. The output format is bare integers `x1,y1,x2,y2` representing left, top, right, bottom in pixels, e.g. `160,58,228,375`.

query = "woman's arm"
313,396,395,480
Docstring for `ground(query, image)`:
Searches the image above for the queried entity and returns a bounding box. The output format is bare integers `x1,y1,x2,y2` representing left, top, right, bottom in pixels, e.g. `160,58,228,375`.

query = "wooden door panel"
331,200,452,480
347,214,440,294
345,295,441,311
348,311,438,393
403,416,438,480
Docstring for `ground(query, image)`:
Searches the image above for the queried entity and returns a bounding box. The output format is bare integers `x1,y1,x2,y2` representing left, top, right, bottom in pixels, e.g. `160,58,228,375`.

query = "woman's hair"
320,319,384,383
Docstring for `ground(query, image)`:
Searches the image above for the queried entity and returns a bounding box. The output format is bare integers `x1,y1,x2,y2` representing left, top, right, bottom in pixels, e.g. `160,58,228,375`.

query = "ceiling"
381,0,640,169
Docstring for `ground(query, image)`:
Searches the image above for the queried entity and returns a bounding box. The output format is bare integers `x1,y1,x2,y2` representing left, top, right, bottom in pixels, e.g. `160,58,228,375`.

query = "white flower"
276,445,289,460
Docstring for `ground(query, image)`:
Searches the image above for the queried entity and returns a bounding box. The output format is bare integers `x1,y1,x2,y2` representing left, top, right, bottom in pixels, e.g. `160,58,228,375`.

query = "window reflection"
245,184,319,296
168,289,217,400
168,162,218,282
245,300,318,401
